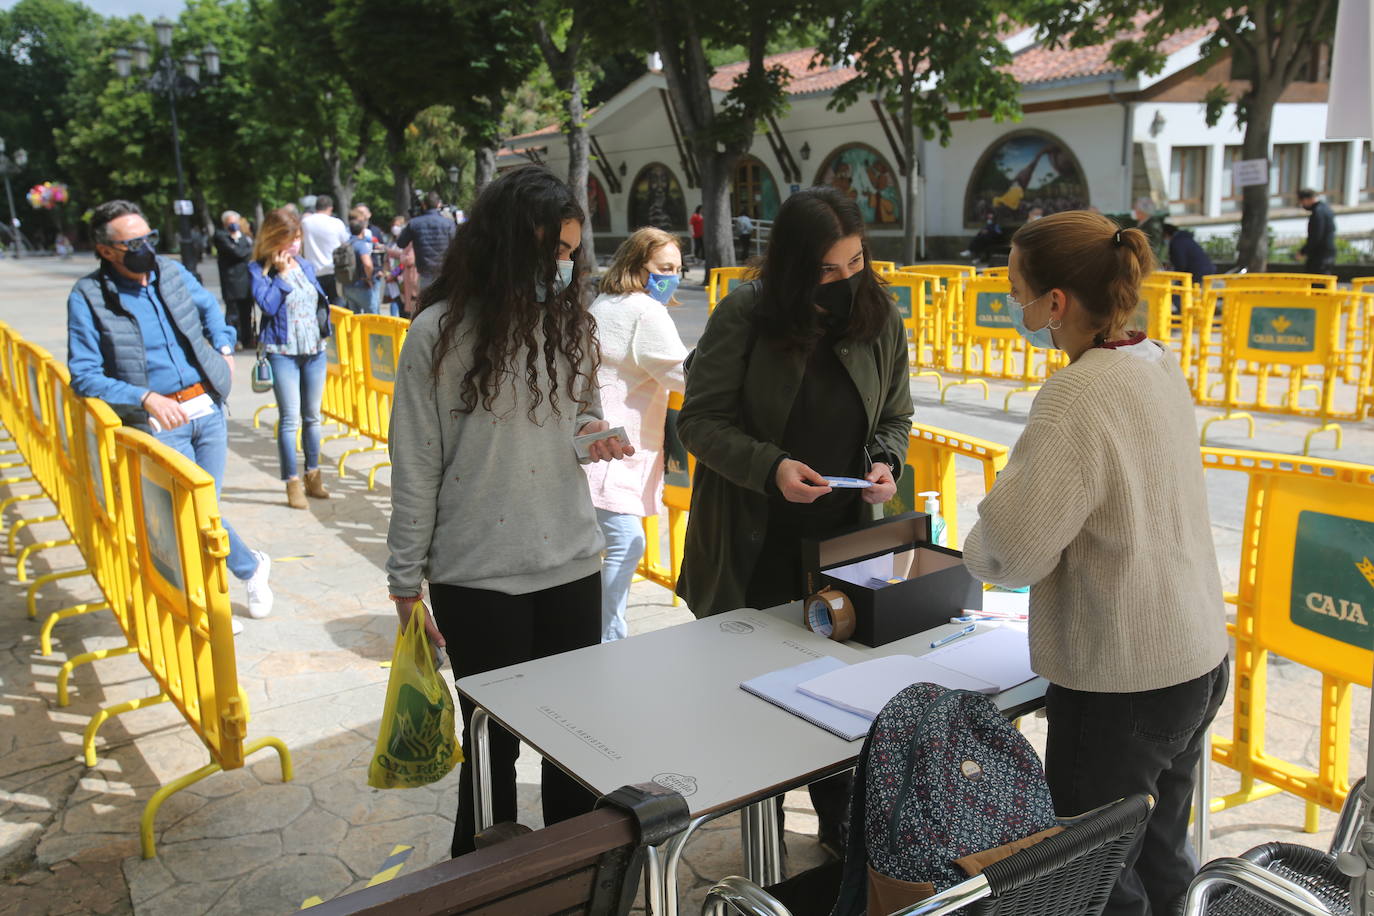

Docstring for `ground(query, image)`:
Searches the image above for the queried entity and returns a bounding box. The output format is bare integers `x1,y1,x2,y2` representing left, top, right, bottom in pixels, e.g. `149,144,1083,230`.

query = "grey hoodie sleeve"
385,318,446,597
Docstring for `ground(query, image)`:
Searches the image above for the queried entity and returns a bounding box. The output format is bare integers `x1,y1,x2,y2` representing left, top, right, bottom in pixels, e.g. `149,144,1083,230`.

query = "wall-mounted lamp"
1149,111,1166,137
619,161,627,177
799,142,811,161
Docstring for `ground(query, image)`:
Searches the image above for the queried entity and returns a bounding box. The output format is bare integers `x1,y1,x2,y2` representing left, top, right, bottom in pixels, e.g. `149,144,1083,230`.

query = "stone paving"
0,255,1368,915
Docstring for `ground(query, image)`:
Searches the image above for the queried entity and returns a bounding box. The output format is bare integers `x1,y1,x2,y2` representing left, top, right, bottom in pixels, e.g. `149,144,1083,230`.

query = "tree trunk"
698,141,741,272
1236,90,1278,272
899,76,919,265
474,147,498,193
567,74,596,268
386,126,411,218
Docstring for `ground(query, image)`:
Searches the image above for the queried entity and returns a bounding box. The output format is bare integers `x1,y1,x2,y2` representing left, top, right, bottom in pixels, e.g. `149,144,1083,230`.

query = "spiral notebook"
739,656,873,742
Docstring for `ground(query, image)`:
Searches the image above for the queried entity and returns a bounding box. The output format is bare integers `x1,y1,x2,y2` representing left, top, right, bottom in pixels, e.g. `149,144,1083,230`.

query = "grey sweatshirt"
385,304,605,597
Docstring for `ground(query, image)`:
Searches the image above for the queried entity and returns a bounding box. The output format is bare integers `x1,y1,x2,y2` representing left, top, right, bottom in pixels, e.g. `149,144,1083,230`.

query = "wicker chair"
1180,843,1350,916
702,794,1153,916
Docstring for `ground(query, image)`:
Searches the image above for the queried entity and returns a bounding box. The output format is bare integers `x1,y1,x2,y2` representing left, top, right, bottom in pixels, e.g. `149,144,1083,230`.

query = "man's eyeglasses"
112,231,160,251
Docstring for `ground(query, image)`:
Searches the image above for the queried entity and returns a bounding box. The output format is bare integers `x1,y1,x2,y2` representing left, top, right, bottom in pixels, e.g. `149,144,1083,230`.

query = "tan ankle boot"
304,468,330,499
285,477,307,509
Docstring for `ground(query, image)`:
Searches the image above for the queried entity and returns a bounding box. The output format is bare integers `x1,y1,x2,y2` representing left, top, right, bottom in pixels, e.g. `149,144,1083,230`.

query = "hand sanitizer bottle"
918,490,947,547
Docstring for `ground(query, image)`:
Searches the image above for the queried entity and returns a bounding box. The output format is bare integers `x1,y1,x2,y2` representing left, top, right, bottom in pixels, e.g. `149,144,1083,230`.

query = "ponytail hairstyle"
1011,210,1157,344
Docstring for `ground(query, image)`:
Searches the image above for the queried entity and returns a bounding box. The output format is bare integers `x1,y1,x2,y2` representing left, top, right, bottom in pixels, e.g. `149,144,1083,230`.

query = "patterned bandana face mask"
645,272,680,304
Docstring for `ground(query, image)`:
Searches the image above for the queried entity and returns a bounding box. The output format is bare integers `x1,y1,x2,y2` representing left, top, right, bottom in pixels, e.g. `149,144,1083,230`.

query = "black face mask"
116,243,157,274
815,273,862,331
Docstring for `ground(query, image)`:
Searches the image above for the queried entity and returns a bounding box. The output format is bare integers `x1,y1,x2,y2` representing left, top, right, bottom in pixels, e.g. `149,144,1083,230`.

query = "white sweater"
962,340,1228,693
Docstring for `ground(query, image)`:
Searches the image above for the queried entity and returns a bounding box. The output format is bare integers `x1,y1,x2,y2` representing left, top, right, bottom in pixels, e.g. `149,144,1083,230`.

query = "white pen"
930,624,976,649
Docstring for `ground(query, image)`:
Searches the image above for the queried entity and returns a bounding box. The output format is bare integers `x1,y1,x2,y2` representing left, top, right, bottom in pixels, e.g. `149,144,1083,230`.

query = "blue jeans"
343,284,376,314
152,405,259,581
267,350,326,480
595,509,645,642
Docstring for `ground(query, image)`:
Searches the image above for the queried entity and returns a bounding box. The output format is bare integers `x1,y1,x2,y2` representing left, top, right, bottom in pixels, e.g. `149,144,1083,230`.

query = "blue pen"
930,624,976,649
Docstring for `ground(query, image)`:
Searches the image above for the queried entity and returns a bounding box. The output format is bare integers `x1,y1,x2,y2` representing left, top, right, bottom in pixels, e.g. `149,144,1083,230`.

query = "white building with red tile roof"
502,25,1366,261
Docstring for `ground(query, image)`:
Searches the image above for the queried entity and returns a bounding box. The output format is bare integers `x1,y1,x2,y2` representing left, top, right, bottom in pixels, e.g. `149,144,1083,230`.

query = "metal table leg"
1194,731,1212,864
470,706,494,833
740,798,784,887
647,814,711,916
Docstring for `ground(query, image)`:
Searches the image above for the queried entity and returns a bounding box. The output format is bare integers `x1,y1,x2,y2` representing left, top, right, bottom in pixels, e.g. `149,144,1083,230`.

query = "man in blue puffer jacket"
66,199,273,625
394,190,456,294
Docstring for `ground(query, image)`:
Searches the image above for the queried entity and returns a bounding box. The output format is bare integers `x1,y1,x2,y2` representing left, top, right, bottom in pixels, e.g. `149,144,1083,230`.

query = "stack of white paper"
796,654,997,719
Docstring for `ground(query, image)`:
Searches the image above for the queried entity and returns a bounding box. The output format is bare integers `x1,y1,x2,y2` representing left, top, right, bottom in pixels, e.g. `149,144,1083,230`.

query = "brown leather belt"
169,382,206,403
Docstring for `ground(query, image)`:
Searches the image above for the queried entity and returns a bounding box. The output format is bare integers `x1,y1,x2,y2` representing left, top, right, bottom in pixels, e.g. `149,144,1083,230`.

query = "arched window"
813,143,902,226
628,163,687,231
586,175,611,233
731,156,781,221
964,130,1089,228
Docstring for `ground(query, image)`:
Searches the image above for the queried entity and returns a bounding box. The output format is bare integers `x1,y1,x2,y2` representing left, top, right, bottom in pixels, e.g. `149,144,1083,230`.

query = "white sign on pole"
173,199,194,215
1232,158,1269,190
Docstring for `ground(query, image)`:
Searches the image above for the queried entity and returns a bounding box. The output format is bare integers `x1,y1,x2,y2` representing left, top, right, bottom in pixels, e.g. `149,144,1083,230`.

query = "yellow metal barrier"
1201,447,1374,834
322,305,359,443
870,260,897,275
980,266,1009,278
638,391,690,602
939,277,1068,408
10,340,67,565
1196,289,1365,454
882,423,1009,548
707,267,753,311
337,314,407,486
883,272,941,384
112,426,292,857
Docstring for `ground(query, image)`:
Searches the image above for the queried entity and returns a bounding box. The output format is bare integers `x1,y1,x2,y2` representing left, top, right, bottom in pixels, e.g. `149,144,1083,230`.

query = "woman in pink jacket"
585,228,688,640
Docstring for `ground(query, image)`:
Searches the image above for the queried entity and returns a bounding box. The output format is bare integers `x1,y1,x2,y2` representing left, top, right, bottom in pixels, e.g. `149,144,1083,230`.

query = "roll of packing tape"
804,587,856,641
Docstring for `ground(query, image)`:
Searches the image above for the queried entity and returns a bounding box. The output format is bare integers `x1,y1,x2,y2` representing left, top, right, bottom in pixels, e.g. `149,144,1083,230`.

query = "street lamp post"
0,139,28,258
113,19,221,277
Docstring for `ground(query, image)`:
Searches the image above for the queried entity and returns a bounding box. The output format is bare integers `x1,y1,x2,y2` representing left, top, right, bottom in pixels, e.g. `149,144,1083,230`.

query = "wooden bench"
307,784,688,915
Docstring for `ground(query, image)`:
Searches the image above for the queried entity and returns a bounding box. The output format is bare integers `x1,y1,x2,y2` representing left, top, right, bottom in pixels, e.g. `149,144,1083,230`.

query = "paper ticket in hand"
574,426,628,459
148,392,215,432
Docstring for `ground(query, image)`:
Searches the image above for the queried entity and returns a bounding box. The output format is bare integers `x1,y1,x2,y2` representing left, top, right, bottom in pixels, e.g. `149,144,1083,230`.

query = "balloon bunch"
26,182,70,210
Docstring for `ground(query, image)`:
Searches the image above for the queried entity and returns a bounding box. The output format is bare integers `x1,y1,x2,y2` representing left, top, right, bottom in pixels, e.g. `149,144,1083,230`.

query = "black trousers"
430,573,602,857
1044,658,1229,916
224,296,256,348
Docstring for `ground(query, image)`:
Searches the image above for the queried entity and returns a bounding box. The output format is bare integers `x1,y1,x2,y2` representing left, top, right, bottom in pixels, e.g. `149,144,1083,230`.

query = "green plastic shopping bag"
368,602,462,789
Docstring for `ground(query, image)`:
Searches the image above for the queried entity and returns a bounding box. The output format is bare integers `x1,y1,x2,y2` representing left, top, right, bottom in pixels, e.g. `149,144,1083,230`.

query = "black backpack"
333,239,358,284
831,683,1059,915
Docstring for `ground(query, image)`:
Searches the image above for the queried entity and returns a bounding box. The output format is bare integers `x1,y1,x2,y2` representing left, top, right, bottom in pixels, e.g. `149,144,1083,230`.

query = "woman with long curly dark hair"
385,166,633,857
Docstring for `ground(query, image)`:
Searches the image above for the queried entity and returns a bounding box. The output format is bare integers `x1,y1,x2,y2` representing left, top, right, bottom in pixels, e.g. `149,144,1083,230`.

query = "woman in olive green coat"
676,187,913,620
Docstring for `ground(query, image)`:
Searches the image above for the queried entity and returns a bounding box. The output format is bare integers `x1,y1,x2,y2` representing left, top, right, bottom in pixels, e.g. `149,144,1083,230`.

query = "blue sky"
0,0,187,15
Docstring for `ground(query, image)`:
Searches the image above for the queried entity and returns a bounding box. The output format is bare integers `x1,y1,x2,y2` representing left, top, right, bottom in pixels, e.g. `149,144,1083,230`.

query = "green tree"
646,0,822,271
533,4,598,263
1031,0,1338,272
820,0,1024,263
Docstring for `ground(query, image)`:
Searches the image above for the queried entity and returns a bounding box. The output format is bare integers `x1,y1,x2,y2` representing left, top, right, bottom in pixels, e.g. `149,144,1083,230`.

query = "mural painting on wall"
814,143,901,226
587,175,611,233
965,131,1089,227
628,163,687,231
732,157,781,221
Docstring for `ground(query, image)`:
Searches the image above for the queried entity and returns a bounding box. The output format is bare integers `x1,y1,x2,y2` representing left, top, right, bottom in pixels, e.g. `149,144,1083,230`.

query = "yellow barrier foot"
1003,385,1041,411
0,490,42,532
322,431,357,444
1199,411,1254,445
1305,800,1321,834
140,735,292,859
366,461,392,490
913,370,943,388
26,566,93,617
338,444,386,478
41,601,111,655
1302,422,1342,456
252,403,278,429
84,691,170,767
1210,776,1282,814
17,536,76,582
58,644,136,706
939,378,990,404
0,457,28,470
8,512,62,555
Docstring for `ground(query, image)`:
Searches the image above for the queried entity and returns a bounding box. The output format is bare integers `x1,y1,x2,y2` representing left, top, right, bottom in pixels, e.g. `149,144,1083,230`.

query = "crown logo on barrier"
1272,315,1292,333
1359,556,1374,590
989,298,1004,312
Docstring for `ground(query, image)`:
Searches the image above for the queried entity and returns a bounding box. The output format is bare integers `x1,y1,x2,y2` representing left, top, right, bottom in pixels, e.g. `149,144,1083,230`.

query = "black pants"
224,296,256,348
430,573,602,858
1044,658,1229,916
318,272,338,305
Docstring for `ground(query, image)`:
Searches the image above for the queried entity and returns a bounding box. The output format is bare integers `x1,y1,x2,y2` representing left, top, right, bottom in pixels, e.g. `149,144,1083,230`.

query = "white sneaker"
245,550,273,619
231,617,244,635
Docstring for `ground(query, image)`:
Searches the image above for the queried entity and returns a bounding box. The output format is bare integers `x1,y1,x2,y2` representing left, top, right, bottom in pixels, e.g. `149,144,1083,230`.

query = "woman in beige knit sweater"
962,210,1229,916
